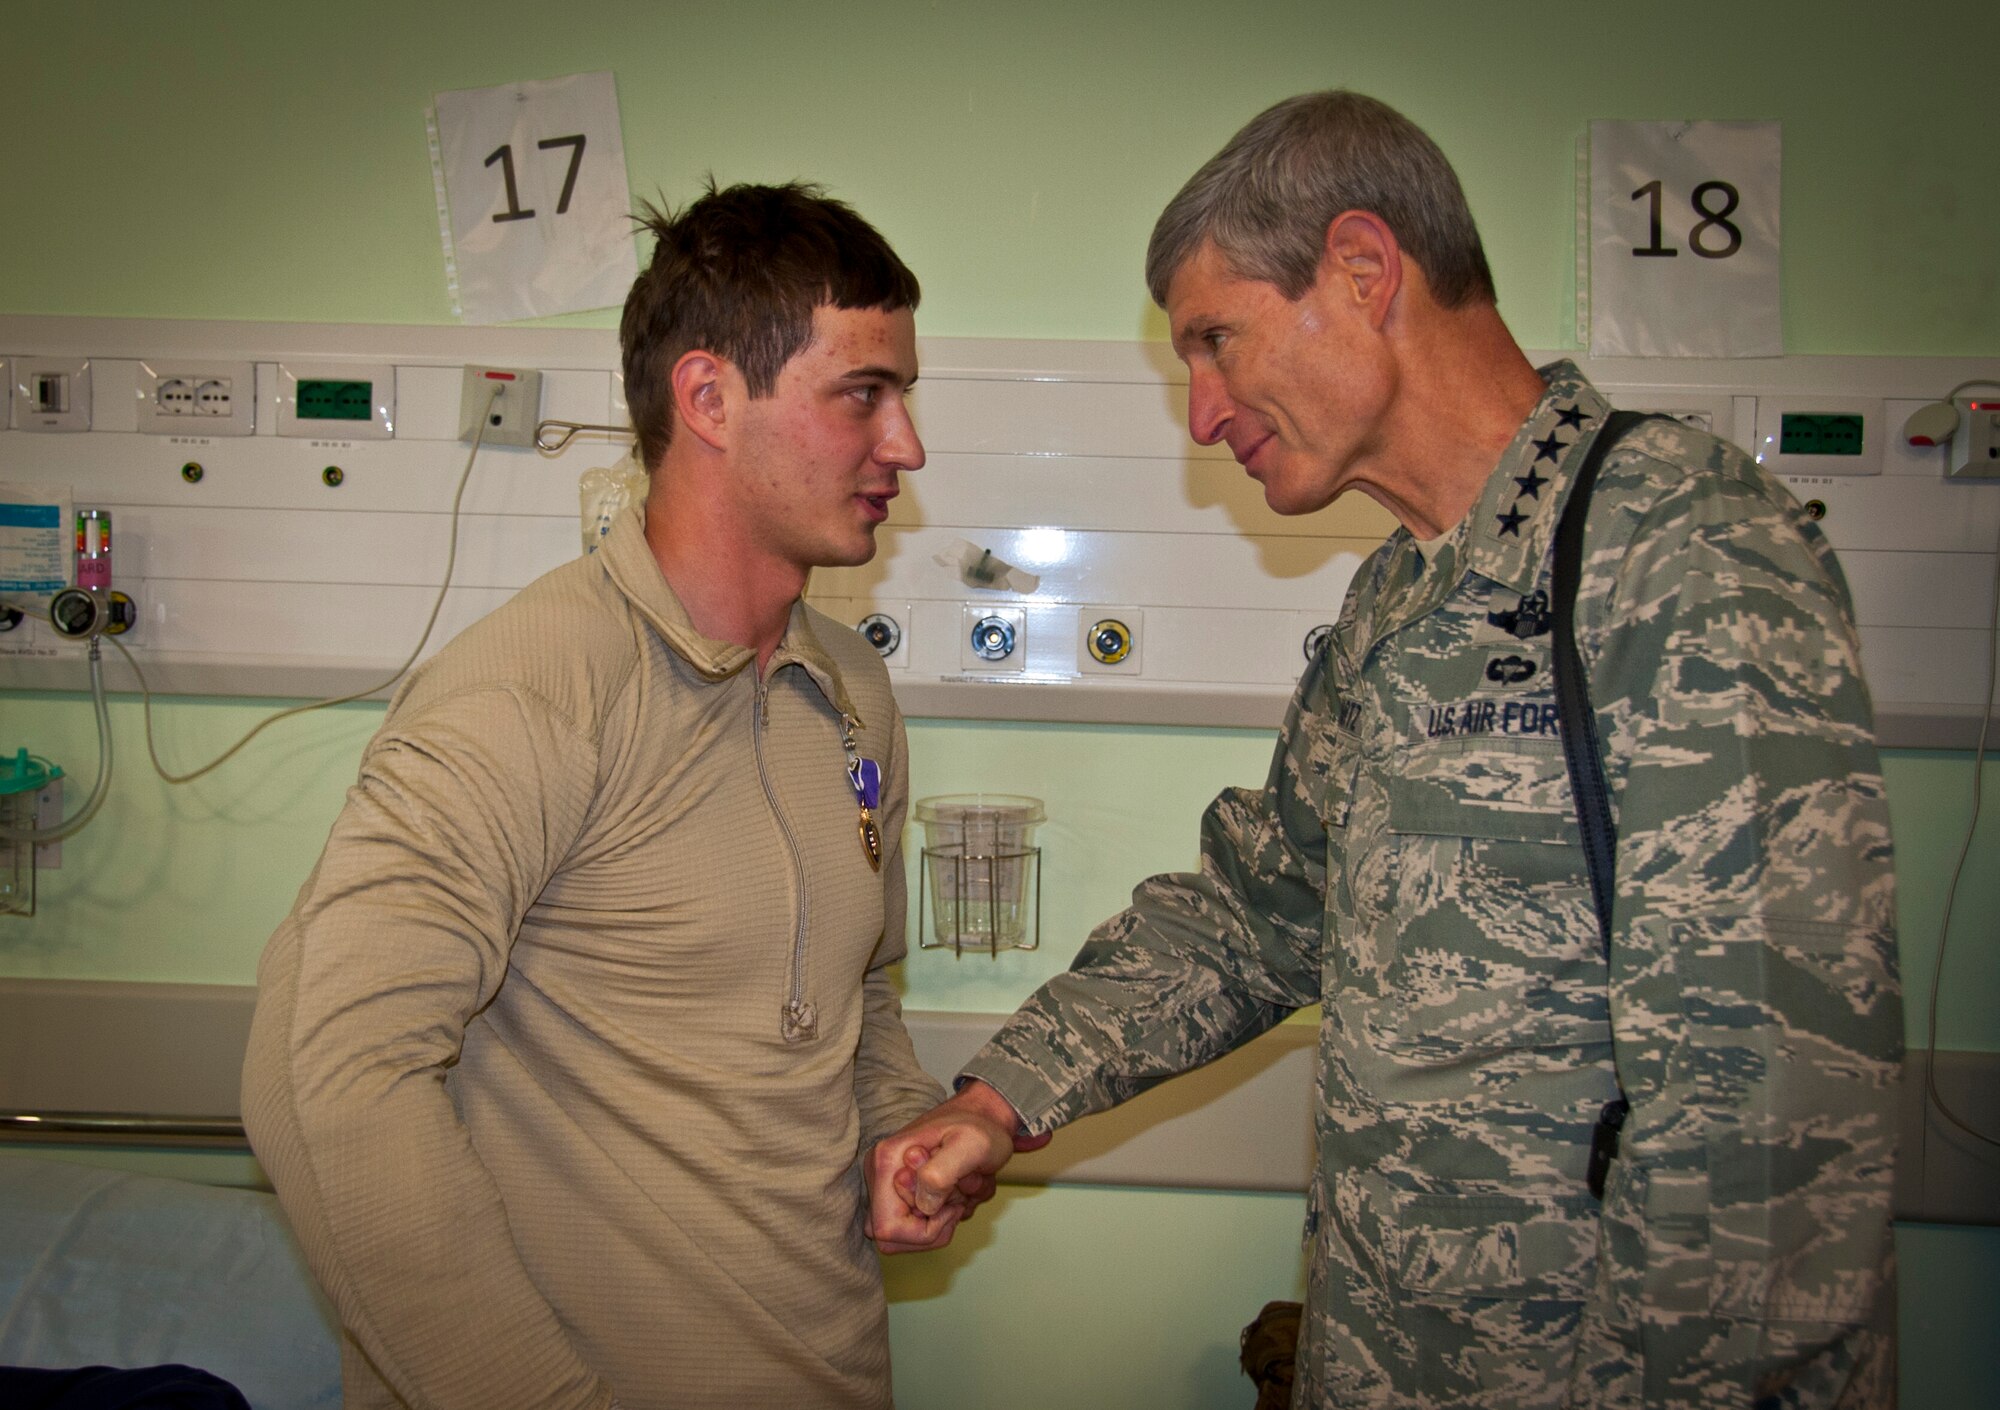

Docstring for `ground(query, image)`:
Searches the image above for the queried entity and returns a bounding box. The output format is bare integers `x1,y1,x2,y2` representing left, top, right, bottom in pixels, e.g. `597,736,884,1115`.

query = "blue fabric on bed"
0,1152,339,1410
0,1363,252,1408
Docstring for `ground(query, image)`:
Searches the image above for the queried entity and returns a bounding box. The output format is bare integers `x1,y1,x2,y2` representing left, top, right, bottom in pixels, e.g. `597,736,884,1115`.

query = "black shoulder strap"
1550,409,1654,951
1548,408,1661,1199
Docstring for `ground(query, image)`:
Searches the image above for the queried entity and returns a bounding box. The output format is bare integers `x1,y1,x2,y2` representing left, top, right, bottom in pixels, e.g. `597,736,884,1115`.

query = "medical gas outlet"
970,615,1017,661
857,613,902,657
46,511,135,642
48,589,135,640
1078,609,1144,675
1087,618,1131,664
963,607,1026,673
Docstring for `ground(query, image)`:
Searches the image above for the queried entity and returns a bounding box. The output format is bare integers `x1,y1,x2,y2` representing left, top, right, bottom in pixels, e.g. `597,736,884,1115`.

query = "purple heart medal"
843,722,884,872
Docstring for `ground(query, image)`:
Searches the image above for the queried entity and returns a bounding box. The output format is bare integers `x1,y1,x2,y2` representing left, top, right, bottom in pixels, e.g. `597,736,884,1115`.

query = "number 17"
486,134,588,224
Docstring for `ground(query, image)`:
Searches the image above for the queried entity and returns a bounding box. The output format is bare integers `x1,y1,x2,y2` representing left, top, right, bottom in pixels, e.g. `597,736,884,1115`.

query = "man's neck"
1365,304,1546,539
643,475,802,672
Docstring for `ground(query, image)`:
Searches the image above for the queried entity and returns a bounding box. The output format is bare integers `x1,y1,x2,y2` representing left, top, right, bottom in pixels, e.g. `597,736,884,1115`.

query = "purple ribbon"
849,757,882,810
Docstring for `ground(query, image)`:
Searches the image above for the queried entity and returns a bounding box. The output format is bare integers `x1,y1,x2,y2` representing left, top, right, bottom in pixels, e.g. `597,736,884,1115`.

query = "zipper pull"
782,998,818,1042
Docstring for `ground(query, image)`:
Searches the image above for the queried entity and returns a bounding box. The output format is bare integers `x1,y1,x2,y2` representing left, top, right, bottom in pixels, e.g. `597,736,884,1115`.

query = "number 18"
1630,179,1743,260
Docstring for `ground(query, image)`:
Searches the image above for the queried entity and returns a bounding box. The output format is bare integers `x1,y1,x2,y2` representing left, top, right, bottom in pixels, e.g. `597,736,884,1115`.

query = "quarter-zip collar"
597,505,860,724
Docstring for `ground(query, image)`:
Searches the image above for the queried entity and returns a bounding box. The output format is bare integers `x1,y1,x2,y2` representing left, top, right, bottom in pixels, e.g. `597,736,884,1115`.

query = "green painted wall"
2,0,1991,352
3,3,1994,1407
5,702,1997,1052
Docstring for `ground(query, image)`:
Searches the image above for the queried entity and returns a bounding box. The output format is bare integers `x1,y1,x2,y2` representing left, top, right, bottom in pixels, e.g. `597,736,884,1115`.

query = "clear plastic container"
913,794,1044,953
0,749,60,917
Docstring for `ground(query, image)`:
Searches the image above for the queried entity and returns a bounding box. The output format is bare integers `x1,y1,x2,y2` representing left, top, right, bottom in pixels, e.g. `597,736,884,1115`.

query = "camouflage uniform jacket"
960,363,1903,1409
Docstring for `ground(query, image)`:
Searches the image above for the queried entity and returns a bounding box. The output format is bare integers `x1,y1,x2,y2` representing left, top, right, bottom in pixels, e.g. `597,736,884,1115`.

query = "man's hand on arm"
864,1079,1050,1254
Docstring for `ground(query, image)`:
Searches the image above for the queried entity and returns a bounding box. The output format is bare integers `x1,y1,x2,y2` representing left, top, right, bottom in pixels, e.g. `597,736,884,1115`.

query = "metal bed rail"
1,1111,249,1147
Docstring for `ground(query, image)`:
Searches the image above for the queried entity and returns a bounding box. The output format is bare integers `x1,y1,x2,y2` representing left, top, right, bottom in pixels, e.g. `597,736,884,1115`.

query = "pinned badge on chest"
849,755,883,872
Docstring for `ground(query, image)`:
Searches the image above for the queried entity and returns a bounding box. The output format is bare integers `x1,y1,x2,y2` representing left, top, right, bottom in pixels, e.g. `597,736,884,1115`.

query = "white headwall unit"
1,316,1994,745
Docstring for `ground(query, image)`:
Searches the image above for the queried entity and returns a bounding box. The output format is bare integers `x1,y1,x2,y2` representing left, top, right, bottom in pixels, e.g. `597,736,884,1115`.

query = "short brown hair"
620,181,921,471
1146,91,1495,311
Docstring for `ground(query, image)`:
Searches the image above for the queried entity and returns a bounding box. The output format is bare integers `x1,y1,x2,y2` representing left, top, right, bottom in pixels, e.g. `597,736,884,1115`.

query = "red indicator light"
483,371,517,382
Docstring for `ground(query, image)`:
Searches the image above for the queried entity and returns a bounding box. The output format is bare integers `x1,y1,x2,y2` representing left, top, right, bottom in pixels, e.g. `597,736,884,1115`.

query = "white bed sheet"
0,1150,339,1410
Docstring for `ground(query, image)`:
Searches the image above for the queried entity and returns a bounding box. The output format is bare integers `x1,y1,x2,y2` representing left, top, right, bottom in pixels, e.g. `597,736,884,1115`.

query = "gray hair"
1145,91,1496,310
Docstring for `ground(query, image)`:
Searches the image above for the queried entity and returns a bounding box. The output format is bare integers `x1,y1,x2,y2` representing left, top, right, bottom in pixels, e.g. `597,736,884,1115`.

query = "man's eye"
850,385,881,407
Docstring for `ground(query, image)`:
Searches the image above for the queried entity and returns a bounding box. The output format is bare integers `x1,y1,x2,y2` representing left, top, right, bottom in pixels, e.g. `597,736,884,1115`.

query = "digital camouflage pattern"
961,364,1902,1409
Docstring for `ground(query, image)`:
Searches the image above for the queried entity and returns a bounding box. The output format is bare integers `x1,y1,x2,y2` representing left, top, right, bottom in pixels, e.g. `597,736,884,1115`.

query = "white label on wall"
1589,120,1781,358
430,71,640,325
0,483,69,595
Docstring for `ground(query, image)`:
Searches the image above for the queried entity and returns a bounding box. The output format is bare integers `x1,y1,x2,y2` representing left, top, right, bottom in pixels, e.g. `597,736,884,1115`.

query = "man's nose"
878,405,925,471
1185,366,1234,447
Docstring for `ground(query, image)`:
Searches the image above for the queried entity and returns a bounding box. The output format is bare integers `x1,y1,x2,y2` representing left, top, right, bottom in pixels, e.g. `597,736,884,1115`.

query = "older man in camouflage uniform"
870,91,1901,1408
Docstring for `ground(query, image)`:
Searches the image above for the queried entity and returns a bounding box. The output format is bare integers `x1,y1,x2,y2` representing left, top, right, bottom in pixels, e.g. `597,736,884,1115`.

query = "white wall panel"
1773,473,2000,555
891,452,1400,542
57,507,568,590
1841,550,1994,631
2,316,1994,745
818,526,1375,612
909,376,1207,460
1859,626,2000,715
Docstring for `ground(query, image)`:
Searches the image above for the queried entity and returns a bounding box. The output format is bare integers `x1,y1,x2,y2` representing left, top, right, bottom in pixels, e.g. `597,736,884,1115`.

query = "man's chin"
1255,462,1345,518
818,533,882,570
1259,478,1314,517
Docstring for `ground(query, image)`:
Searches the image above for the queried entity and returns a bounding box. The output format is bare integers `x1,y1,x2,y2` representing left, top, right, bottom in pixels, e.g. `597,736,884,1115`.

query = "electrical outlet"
158,378,196,414
136,360,255,436
1947,398,2000,480
1751,395,1883,477
1077,607,1144,675
461,366,544,448
11,357,91,431
193,379,234,416
275,361,395,440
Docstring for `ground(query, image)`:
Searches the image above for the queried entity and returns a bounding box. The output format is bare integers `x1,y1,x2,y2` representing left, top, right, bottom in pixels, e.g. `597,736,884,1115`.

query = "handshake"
862,1079,1053,1254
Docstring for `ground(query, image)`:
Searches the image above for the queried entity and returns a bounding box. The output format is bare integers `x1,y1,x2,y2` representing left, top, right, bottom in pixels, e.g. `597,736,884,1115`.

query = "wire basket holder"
912,793,1045,957
917,842,1042,956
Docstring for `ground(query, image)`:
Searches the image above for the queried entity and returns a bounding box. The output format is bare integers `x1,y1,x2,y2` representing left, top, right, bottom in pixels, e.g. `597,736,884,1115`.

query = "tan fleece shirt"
242,506,942,1409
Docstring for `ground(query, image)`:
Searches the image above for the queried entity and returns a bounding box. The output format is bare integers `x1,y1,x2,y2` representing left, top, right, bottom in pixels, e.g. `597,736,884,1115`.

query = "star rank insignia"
1555,404,1588,430
1513,467,1549,500
1531,433,1568,464
1496,506,1527,536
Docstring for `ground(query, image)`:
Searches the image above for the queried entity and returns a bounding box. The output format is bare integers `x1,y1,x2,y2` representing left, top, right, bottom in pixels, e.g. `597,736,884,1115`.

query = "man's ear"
669,350,732,453
1322,211,1404,329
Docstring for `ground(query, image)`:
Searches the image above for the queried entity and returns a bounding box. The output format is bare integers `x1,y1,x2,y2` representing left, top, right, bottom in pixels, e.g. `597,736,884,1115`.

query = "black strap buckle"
1586,1097,1629,1200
